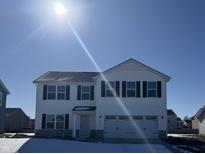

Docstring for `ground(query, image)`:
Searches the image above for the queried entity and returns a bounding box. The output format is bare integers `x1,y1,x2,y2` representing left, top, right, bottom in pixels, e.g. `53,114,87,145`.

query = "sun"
53,2,67,16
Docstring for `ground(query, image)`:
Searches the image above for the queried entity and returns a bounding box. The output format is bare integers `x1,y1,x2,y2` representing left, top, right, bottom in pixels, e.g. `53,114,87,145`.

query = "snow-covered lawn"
0,138,171,153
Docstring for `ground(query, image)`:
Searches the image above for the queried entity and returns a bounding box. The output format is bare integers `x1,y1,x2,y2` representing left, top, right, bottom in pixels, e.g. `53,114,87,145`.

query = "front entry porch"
72,106,96,139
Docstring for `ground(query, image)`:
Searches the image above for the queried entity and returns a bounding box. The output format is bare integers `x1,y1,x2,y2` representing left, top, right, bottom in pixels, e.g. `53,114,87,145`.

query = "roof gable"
193,106,205,122
95,58,171,81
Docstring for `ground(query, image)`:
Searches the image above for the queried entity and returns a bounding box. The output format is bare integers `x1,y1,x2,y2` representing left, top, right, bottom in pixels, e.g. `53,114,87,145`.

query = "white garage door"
104,115,158,139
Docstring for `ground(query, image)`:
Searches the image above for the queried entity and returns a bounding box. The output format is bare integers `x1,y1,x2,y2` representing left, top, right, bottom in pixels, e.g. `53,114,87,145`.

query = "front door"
79,115,90,138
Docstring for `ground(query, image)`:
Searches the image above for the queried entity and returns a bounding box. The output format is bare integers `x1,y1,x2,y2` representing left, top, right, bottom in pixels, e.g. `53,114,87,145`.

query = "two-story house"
0,80,10,133
34,58,171,139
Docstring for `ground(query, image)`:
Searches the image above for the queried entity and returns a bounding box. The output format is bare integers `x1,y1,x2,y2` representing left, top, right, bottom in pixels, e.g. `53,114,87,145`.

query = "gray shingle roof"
5,108,29,118
167,109,176,115
34,71,100,83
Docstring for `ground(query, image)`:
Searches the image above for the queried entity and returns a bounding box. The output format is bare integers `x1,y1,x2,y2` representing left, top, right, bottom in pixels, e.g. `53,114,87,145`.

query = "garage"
104,115,158,139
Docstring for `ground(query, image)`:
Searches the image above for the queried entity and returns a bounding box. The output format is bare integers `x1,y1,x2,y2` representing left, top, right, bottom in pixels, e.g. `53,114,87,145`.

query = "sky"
0,0,205,119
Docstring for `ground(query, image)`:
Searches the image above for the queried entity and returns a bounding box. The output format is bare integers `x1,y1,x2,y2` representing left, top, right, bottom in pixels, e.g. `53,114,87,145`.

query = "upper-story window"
43,85,70,100
127,82,136,97
48,86,56,100
101,81,120,97
143,81,161,98
122,81,140,97
0,92,2,106
77,85,94,100
81,86,90,100
105,81,116,97
147,81,157,97
57,86,66,100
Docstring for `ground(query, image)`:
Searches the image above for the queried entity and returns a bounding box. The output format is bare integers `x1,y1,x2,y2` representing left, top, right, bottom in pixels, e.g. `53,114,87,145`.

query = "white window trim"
147,81,157,97
105,81,116,97
0,92,2,106
47,85,66,100
81,85,91,100
126,81,136,97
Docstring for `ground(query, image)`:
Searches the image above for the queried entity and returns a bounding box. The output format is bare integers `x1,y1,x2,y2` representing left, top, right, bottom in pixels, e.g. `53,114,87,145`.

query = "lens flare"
53,2,66,16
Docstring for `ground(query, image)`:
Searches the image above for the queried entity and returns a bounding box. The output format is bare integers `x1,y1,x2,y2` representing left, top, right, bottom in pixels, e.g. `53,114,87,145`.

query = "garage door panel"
104,116,158,139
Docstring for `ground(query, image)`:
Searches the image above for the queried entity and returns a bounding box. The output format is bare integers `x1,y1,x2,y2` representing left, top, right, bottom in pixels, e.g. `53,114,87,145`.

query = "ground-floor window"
46,114,55,129
45,114,65,129
56,114,65,129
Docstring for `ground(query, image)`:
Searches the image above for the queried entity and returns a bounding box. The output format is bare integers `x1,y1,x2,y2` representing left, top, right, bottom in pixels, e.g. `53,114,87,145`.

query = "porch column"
72,113,77,138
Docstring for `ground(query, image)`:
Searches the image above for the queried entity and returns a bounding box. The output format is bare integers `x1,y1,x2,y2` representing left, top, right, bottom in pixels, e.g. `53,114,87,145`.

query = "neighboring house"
176,117,184,129
183,118,192,128
192,106,205,135
34,58,171,139
5,108,31,133
29,119,35,130
167,109,177,132
0,80,10,133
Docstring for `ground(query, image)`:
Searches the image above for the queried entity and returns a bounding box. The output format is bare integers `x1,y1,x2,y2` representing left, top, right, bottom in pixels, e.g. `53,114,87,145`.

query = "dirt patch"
163,136,205,152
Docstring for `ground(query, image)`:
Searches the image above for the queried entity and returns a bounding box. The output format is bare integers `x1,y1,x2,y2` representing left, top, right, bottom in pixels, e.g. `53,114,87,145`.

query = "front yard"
164,134,205,152
0,138,171,153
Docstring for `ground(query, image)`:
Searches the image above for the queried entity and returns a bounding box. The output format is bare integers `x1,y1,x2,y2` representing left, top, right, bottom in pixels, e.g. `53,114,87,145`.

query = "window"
127,81,136,97
105,115,116,120
47,85,67,100
46,114,55,129
56,115,65,129
132,116,143,120
47,86,56,100
119,116,130,120
0,92,2,106
147,82,157,97
105,81,115,97
81,86,90,100
145,116,157,120
57,86,65,100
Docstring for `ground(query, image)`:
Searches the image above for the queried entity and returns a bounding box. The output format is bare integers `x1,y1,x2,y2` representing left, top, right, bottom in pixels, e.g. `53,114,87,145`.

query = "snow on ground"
0,138,29,153
0,138,171,153
168,134,197,138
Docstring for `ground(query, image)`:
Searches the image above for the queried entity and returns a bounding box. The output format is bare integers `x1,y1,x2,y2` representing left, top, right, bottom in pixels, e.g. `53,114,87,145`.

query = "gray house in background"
167,109,177,132
192,106,205,135
5,108,34,133
0,80,10,133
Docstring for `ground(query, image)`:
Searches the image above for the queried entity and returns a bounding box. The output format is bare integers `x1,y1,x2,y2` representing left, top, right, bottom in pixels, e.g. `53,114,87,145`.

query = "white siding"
35,82,96,130
95,62,167,132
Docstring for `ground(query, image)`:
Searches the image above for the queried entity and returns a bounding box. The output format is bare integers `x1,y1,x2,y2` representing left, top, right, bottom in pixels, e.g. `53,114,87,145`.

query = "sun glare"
53,2,67,16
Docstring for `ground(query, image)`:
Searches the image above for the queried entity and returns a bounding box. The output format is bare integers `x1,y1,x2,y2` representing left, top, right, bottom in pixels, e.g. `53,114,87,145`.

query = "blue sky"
0,0,205,119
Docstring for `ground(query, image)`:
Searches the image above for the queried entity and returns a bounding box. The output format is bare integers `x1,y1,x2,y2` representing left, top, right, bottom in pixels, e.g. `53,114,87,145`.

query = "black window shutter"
143,81,147,97
77,85,81,100
136,81,141,97
90,85,94,100
122,81,126,97
43,85,47,100
65,114,69,129
101,81,105,97
157,81,162,97
66,85,70,100
42,114,46,129
115,81,120,97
